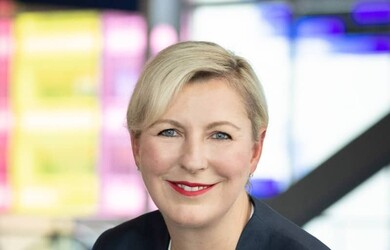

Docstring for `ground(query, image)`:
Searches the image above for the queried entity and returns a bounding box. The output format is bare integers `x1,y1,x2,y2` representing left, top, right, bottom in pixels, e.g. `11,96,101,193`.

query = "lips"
168,181,215,197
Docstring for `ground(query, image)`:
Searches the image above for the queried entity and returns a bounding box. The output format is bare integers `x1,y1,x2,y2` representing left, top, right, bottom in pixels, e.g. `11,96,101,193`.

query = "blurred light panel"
150,23,178,56
295,17,345,37
100,12,148,217
291,17,390,178
352,1,390,25
332,35,390,53
190,2,293,194
10,11,102,216
0,18,12,212
0,10,150,218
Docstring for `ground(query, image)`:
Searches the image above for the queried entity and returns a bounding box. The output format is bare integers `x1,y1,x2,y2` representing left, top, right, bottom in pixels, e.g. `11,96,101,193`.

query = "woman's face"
132,78,265,228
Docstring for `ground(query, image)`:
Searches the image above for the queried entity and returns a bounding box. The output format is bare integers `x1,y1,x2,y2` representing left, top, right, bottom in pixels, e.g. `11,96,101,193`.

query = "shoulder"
92,210,170,250
237,196,330,250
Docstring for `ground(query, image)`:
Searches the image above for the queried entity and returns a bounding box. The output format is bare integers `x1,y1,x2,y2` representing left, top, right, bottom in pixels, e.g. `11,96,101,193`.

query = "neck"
167,193,252,250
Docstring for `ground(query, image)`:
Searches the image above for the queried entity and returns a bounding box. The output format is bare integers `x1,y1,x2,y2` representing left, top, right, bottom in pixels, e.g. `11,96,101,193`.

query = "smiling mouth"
168,181,215,196
176,184,208,191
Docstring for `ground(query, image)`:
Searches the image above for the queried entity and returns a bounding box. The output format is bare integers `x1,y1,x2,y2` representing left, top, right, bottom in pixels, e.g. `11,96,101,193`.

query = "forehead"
160,78,249,123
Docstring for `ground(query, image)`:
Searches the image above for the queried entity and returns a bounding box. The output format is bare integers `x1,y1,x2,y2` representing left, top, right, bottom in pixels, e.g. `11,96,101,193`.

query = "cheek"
210,145,253,179
139,141,177,174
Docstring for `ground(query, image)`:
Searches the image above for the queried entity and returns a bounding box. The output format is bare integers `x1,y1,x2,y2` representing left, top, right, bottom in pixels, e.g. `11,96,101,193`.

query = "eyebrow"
206,121,241,131
149,119,184,129
150,119,241,131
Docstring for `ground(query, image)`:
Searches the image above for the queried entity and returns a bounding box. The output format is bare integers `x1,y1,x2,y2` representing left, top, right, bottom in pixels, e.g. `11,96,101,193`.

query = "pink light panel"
0,18,11,212
100,12,149,217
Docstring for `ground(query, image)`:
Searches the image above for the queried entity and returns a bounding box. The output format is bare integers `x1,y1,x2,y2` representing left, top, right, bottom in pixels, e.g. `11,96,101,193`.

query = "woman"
93,41,330,249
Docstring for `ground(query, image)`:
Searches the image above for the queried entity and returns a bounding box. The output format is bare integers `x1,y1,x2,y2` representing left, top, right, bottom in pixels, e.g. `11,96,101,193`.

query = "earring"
249,173,254,178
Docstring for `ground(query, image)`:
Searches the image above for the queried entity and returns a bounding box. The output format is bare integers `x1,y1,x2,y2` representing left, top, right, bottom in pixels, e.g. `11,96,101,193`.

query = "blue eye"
158,129,178,137
211,132,232,140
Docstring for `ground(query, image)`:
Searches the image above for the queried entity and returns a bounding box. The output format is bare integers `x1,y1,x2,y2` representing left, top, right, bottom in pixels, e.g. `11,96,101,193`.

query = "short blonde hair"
127,41,268,141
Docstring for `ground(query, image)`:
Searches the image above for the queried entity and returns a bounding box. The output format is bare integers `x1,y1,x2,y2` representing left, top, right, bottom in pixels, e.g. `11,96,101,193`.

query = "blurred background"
0,0,389,249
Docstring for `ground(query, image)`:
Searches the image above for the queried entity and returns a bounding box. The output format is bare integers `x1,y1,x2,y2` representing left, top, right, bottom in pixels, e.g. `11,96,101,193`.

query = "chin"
163,206,214,229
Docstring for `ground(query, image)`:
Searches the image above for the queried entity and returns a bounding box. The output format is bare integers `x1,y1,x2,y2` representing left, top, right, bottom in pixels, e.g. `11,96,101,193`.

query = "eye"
211,131,232,140
158,129,179,137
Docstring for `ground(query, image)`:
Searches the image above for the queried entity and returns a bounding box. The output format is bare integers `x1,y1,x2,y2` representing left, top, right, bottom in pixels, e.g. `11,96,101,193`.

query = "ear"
130,132,141,169
249,128,267,173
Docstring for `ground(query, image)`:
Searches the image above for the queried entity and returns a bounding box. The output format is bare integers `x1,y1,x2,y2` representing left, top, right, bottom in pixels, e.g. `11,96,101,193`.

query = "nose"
180,137,207,173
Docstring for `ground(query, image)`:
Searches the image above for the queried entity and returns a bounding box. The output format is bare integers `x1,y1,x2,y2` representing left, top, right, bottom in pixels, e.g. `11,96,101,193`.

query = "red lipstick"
168,181,215,197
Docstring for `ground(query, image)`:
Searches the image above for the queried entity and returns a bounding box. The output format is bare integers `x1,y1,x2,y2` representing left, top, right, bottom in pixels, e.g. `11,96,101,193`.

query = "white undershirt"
167,203,254,250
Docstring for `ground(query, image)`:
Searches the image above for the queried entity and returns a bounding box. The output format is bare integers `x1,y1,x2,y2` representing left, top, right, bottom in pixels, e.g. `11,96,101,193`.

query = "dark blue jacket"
93,196,330,249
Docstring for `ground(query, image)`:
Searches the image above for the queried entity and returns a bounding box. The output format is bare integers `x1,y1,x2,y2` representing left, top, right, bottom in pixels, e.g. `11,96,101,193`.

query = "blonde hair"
127,41,268,141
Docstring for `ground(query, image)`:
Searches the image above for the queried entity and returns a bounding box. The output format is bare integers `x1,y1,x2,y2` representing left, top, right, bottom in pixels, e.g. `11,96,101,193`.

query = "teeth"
177,184,208,192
